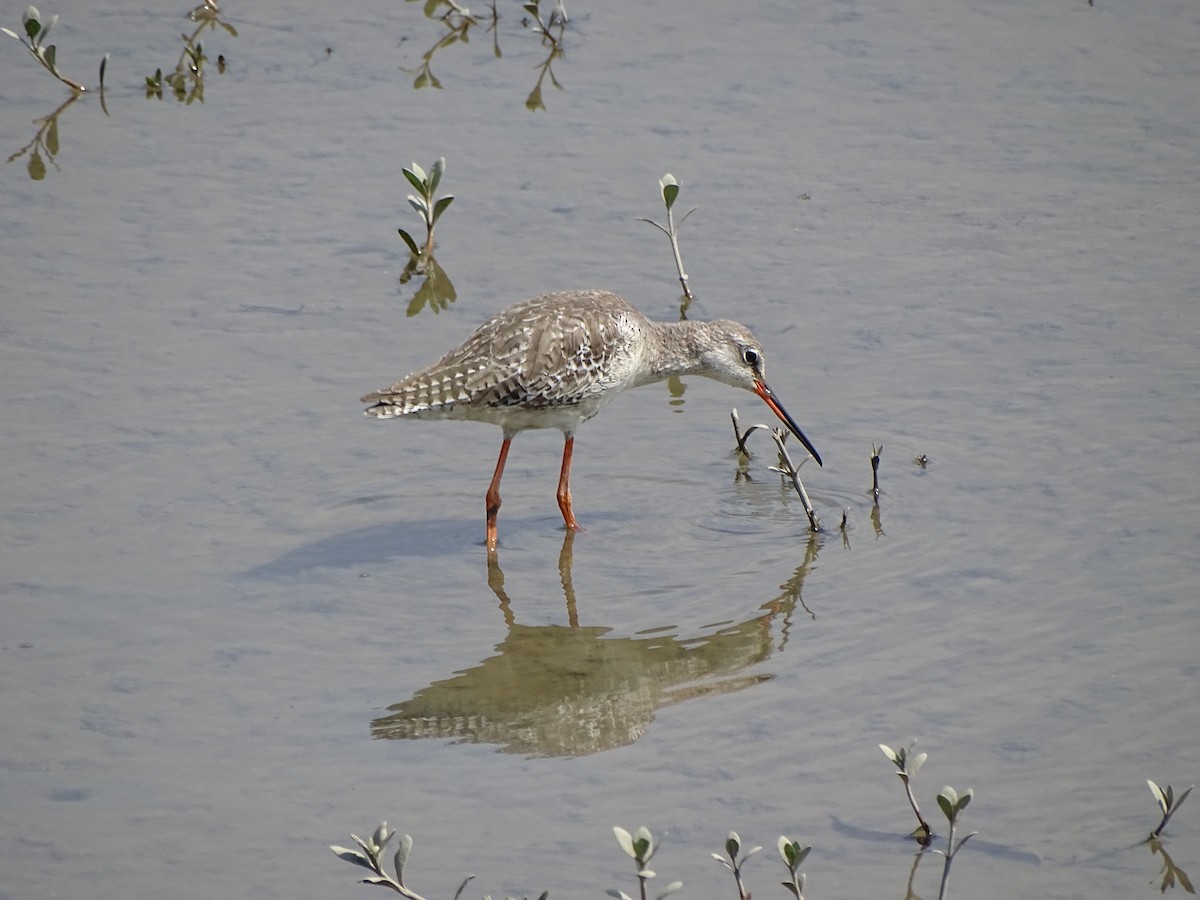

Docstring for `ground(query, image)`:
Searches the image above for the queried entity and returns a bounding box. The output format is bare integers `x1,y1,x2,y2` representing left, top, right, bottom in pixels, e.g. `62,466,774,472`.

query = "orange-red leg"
557,434,582,532
486,437,513,553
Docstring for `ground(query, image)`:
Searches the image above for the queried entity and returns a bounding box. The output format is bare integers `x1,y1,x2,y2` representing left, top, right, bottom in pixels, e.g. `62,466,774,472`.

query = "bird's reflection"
371,532,821,757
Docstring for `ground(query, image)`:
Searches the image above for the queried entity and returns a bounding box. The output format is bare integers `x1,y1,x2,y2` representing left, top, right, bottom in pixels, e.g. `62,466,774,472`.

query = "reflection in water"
371,532,821,757
402,0,569,110
145,1,237,104
1149,837,1194,893
400,253,458,316
7,93,80,180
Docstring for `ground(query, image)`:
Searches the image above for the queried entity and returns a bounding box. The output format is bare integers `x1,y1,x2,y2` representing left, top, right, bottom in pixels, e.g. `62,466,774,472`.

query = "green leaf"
409,162,427,184
42,43,56,72
371,821,390,852
28,150,46,180
937,787,957,822
407,195,430,219
879,744,899,764
431,194,454,225
23,6,41,42
46,117,58,155
1175,785,1194,812
778,836,796,867
725,831,740,860
397,228,421,257
613,826,636,859
330,846,375,871
402,166,426,195
395,832,413,873
38,12,57,46
634,825,655,862
910,752,927,777
1148,780,1167,811
660,174,679,210
956,789,973,813
428,156,445,195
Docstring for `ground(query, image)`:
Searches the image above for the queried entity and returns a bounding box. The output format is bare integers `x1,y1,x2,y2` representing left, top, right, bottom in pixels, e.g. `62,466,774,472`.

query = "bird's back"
361,290,652,429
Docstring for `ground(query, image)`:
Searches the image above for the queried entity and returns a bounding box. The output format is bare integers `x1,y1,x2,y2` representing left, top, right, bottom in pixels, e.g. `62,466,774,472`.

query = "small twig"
870,442,883,500
767,429,819,532
731,408,819,531
730,407,774,457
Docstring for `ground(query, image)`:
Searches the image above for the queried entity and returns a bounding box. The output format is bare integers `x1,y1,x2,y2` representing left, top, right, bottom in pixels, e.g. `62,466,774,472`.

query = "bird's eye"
742,347,761,367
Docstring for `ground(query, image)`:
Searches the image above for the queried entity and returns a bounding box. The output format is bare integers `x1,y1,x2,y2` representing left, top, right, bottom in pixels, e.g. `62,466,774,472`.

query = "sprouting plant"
331,821,479,899
777,836,811,900
932,785,977,900
609,825,682,900
2,5,94,92
1148,779,1193,840
638,174,697,303
711,831,761,900
398,157,455,261
880,741,934,845
523,0,568,47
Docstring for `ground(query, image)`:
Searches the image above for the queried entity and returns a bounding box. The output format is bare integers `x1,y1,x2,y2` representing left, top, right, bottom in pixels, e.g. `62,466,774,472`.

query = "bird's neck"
637,320,712,383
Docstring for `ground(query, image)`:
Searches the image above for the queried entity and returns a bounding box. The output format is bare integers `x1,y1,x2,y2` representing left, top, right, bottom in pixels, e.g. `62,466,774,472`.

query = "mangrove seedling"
331,822,477,900
933,785,977,900
609,825,682,900
880,741,933,845
1148,779,1193,839
2,5,90,92
638,173,697,303
777,835,811,900
398,157,454,261
711,831,762,900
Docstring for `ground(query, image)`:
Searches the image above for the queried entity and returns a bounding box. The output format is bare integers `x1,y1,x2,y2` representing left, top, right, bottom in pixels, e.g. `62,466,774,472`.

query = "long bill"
753,380,823,467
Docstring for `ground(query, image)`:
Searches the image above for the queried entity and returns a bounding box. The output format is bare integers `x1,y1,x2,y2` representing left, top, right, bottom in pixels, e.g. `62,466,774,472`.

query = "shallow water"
2,0,1198,898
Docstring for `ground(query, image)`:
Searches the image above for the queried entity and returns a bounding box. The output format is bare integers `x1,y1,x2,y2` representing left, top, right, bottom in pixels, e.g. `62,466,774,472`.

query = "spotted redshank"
361,290,822,553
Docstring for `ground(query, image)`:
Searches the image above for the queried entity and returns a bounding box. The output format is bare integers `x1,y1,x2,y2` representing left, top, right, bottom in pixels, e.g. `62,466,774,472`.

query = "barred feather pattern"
360,291,656,435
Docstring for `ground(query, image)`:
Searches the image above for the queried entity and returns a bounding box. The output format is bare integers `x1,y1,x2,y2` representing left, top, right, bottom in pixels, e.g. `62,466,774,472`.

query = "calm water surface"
2,1,1197,897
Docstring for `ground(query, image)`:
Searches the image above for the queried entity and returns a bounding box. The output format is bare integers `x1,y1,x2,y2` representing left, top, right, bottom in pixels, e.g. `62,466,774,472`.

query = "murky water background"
2,0,1198,897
